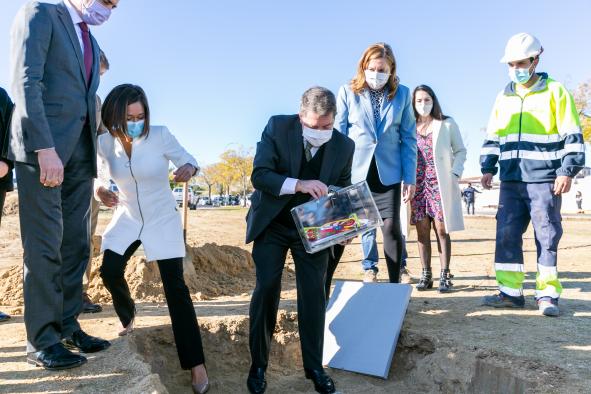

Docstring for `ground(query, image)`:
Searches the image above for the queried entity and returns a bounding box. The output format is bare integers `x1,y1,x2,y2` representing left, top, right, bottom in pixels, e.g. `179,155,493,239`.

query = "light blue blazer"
335,83,417,185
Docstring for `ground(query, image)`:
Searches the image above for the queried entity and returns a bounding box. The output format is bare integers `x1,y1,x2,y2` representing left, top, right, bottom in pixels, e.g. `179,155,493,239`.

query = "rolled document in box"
291,180,383,253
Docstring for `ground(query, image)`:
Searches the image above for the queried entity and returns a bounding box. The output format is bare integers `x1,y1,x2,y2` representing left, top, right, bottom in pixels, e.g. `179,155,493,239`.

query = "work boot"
416,269,433,291
481,292,525,308
537,299,559,317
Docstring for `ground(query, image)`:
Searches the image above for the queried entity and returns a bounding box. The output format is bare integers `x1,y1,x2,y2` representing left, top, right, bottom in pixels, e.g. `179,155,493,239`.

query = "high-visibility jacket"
480,73,585,182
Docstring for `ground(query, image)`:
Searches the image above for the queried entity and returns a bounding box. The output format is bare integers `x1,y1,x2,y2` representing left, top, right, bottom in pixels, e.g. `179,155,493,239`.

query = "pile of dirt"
185,243,255,297
0,265,23,307
0,242,255,307
1,193,18,216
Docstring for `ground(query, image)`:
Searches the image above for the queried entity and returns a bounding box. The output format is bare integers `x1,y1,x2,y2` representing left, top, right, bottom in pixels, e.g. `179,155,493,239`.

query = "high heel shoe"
192,380,210,394
118,318,135,336
191,364,210,394
438,269,453,293
416,269,433,291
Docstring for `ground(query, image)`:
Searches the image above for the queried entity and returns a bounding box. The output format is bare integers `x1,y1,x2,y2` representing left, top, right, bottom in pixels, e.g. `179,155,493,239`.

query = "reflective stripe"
499,133,562,144
499,150,561,161
562,128,582,137
535,287,560,299
537,264,557,277
563,143,586,154
481,147,500,156
499,285,523,297
495,263,524,272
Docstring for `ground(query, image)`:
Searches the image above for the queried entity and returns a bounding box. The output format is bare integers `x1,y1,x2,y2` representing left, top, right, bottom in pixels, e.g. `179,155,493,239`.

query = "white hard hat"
500,33,543,63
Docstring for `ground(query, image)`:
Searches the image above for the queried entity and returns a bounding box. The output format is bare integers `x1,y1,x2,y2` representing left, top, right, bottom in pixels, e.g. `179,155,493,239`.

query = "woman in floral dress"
411,85,467,292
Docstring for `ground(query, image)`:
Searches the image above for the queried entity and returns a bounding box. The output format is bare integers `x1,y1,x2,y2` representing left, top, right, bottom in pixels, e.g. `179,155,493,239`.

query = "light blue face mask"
509,66,533,85
126,120,144,139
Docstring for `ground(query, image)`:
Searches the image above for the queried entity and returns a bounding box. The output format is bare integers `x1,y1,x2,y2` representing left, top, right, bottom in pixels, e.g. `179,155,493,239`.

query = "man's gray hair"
300,86,336,117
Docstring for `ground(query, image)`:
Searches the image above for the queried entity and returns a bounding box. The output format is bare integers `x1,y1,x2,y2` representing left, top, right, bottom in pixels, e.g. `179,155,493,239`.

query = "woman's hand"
97,186,119,207
402,183,416,203
173,164,198,183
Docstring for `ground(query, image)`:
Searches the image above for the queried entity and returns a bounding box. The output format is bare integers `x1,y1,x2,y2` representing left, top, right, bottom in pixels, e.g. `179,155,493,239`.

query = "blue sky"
1,0,590,176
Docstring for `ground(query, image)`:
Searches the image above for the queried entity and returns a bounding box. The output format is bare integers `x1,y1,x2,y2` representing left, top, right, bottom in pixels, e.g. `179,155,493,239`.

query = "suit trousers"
16,126,94,352
100,241,205,369
249,221,329,371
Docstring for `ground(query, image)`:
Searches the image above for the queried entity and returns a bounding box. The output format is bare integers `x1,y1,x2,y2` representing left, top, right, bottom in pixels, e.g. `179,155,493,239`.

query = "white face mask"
302,125,332,147
415,103,433,117
364,70,390,90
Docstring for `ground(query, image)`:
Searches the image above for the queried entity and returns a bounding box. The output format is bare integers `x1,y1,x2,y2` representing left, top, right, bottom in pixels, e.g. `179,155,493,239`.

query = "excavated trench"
129,312,571,394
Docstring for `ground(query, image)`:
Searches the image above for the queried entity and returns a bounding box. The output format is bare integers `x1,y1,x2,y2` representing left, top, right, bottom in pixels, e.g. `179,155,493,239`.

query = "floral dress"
410,132,444,224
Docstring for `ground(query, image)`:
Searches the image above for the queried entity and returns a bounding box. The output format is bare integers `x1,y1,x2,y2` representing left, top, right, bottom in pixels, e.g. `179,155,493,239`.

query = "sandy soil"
0,202,590,393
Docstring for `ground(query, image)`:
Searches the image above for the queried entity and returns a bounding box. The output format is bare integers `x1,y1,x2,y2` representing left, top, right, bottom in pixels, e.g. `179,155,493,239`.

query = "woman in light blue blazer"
327,43,417,286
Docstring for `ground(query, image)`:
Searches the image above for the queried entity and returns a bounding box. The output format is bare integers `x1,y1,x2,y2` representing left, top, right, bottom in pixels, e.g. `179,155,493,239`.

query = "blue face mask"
126,120,144,139
509,67,533,85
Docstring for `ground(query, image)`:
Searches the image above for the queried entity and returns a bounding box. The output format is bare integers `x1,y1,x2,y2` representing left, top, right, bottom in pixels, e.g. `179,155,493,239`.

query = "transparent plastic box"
291,181,383,254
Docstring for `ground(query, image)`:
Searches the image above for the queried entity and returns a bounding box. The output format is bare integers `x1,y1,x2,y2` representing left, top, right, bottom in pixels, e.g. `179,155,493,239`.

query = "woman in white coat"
95,84,209,394
411,85,467,293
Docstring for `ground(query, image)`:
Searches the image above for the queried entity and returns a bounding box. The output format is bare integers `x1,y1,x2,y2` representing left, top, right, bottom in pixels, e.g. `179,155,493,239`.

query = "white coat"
96,126,198,261
429,118,467,233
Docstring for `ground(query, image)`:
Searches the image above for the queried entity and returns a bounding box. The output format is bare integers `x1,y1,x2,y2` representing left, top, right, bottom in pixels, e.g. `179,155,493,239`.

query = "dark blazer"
246,114,355,244
0,87,14,192
8,1,101,176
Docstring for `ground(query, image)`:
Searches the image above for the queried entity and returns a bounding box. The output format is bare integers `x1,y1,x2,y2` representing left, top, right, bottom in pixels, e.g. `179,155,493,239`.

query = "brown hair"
412,85,448,121
102,84,151,139
351,42,399,100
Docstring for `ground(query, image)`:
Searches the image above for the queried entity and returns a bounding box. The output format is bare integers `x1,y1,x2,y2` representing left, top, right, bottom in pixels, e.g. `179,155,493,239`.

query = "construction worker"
480,33,585,316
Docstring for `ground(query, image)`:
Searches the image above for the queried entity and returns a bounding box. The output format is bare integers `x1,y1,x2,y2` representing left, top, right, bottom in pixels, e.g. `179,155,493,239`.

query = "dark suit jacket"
246,114,355,244
0,87,14,192
8,1,101,176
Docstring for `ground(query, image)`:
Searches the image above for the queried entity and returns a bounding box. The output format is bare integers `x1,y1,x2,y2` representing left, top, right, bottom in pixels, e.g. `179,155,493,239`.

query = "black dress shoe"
246,367,267,394
304,368,336,394
63,329,110,353
82,293,103,314
27,343,87,370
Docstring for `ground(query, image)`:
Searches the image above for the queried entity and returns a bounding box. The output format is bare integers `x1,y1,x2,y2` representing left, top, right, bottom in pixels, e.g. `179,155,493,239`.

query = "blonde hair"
350,42,399,100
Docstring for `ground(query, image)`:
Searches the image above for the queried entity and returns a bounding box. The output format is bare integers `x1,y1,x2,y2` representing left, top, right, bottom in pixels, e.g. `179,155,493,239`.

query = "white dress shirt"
64,0,85,55
279,138,320,195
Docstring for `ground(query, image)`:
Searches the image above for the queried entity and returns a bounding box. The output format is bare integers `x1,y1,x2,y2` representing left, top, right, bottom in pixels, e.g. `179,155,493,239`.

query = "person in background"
327,42,417,286
0,86,15,323
575,191,583,213
411,85,467,292
95,84,209,393
82,49,110,314
245,87,354,394
360,229,412,283
480,33,585,316
462,182,481,215
9,0,117,370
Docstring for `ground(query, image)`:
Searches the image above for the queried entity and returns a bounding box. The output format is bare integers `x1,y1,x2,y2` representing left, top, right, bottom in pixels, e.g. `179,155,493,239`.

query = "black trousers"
326,184,403,299
249,222,328,371
16,126,94,352
100,241,205,369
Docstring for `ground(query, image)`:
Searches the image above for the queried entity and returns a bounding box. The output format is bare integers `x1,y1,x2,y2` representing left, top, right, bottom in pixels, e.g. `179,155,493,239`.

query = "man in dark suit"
9,0,119,370
0,87,15,323
245,87,355,394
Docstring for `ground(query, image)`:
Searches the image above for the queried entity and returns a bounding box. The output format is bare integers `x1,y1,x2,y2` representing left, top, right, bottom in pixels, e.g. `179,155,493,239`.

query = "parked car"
198,197,211,206
172,186,198,209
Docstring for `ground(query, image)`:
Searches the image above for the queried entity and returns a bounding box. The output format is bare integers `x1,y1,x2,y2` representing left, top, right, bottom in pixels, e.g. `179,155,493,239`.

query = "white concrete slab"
323,281,412,379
